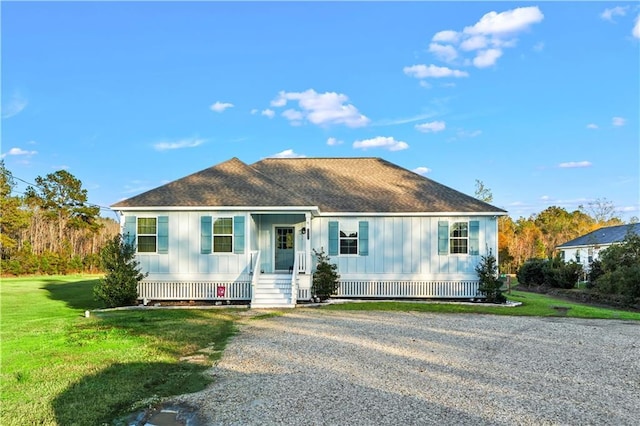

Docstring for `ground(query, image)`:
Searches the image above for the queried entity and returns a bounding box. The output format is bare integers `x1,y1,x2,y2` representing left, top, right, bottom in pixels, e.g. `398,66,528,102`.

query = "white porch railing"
138,281,251,300
250,250,261,304
296,251,306,273
336,280,480,299
291,252,299,305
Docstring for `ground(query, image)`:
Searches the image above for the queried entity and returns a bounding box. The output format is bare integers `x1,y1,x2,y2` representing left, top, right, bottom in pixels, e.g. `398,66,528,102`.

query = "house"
111,157,507,307
557,223,640,271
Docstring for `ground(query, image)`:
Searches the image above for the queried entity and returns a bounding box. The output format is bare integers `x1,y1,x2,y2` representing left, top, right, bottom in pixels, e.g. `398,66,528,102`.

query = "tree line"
1,161,119,275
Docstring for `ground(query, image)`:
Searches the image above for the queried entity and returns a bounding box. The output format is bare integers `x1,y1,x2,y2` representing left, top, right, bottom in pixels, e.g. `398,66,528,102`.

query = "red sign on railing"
217,285,226,298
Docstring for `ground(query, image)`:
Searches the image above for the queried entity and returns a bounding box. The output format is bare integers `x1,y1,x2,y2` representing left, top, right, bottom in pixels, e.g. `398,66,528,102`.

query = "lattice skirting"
336,280,481,299
138,281,252,300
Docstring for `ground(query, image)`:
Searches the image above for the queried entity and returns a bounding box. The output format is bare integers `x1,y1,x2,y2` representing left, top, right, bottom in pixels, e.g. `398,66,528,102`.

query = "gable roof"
557,223,640,249
112,157,507,214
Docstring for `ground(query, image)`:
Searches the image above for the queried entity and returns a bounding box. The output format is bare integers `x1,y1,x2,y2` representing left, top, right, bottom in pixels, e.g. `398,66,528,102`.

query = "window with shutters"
137,217,157,253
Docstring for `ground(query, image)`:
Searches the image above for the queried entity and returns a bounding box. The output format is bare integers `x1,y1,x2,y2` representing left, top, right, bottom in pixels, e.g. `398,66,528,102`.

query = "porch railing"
296,251,306,273
291,252,299,305
250,250,261,304
336,280,480,299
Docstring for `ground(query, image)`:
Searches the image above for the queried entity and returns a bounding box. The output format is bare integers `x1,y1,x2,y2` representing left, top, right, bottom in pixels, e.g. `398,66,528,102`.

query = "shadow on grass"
43,278,103,311
52,361,211,425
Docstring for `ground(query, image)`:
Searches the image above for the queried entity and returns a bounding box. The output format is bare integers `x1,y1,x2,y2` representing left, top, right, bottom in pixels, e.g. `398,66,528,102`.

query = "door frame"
272,225,295,272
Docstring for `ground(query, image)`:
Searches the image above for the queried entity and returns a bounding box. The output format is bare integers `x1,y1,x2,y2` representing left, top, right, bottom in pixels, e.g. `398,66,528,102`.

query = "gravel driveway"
177,310,640,425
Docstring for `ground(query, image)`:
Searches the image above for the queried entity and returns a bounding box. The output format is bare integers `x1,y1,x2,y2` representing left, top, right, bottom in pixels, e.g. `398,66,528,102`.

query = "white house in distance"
557,223,640,271
111,157,507,308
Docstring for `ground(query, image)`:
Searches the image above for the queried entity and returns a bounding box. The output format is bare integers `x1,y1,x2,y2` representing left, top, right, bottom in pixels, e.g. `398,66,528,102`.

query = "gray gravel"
177,310,640,425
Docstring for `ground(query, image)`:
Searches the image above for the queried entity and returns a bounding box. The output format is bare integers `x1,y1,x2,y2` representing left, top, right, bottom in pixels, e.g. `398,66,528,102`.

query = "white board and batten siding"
311,215,498,298
123,211,253,301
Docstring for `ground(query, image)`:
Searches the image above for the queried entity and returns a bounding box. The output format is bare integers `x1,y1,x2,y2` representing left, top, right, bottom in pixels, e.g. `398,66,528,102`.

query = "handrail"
250,251,261,304
291,253,299,306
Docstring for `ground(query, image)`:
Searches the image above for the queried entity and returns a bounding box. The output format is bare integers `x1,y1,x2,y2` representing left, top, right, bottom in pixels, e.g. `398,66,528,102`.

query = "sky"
2,1,639,222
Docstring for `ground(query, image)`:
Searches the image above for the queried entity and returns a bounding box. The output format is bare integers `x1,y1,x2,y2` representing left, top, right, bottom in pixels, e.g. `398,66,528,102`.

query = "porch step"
252,274,294,308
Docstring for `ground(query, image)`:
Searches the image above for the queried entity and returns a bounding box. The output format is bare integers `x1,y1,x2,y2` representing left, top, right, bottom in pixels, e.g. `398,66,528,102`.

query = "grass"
321,290,640,320
0,275,241,426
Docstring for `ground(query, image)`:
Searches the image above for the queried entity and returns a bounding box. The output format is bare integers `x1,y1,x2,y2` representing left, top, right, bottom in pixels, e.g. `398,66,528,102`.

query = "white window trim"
339,224,359,256
212,217,234,254
137,216,158,254
449,221,469,255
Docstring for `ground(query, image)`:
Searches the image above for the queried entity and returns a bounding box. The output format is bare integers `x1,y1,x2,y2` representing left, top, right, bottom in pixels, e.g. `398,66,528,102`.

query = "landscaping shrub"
312,248,340,301
591,232,640,306
94,234,147,307
475,252,506,303
516,258,546,286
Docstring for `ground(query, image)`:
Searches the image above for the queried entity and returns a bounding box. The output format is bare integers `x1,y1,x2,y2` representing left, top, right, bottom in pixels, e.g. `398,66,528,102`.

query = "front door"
274,226,295,272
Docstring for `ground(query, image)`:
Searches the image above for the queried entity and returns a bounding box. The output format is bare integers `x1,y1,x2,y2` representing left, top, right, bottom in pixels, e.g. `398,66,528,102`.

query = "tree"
579,198,622,225
0,161,30,258
94,234,147,307
591,229,640,305
474,179,493,203
312,248,340,301
24,169,101,254
475,251,506,303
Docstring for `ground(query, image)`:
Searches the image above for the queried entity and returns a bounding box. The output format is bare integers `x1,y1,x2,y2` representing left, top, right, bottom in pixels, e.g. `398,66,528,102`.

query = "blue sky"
2,1,639,221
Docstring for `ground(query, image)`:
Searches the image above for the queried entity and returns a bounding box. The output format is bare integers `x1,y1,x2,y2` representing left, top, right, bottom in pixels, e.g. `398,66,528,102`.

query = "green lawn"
322,290,640,320
0,275,241,425
2,276,638,425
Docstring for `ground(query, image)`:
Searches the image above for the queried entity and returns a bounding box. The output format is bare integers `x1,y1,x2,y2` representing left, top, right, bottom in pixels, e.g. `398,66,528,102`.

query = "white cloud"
403,64,469,78
412,166,432,175
459,35,488,51
327,137,343,146
473,48,503,68
1,92,28,119
586,123,599,129
428,43,458,62
415,121,446,133
269,149,306,158
270,89,370,128
634,14,640,38
457,129,482,138
464,6,544,36
540,195,550,201
210,101,234,113
612,116,626,127
261,109,275,118
353,136,409,151
418,6,544,72
1,147,38,159
601,6,628,22
250,109,258,115
432,30,460,43
558,161,592,169
153,138,205,151
419,80,432,89
533,41,545,52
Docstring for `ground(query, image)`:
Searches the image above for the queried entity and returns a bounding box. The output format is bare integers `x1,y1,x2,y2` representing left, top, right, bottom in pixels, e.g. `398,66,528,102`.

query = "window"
340,228,358,255
213,218,233,253
137,217,157,253
450,222,468,254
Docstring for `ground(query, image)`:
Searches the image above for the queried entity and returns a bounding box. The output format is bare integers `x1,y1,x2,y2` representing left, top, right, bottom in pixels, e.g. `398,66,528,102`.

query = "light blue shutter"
469,221,479,255
438,221,448,255
124,216,136,247
359,221,369,256
158,216,169,254
328,221,339,256
201,216,212,254
234,216,245,254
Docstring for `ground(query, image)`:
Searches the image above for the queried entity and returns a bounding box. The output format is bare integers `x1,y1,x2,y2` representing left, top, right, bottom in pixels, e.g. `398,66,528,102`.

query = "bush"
475,252,506,304
591,231,640,305
312,248,340,301
516,258,546,286
94,234,147,307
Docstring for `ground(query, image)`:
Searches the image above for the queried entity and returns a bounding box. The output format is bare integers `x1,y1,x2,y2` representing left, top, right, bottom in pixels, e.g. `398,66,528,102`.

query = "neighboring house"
111,157,507,307
557,223,640,271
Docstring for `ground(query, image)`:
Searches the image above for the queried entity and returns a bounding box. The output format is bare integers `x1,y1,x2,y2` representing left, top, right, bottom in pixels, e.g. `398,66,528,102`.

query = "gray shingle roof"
557,223,640,248
112,157,507,214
